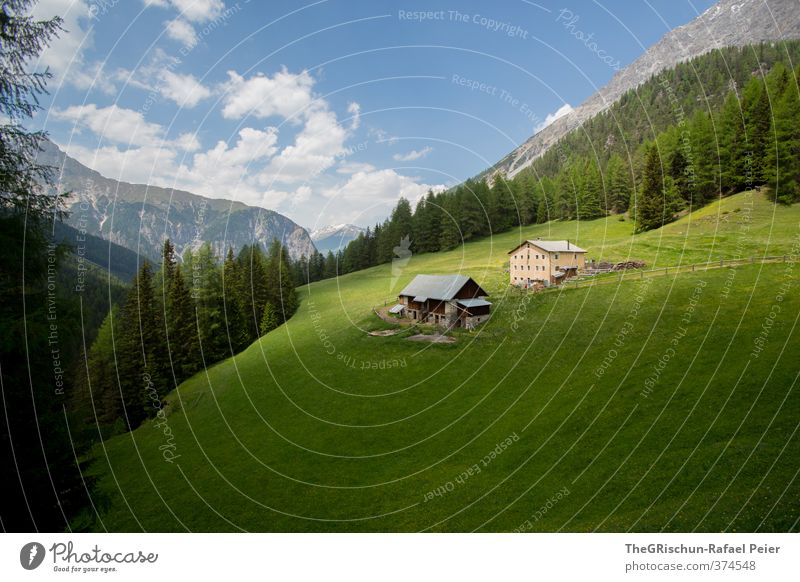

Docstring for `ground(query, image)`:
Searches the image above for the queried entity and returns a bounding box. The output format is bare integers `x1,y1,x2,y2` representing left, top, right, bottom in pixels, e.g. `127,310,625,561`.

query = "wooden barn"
395,274,491,329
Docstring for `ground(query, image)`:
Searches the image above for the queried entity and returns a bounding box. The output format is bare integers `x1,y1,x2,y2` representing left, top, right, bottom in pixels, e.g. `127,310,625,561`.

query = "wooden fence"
559,255,793,290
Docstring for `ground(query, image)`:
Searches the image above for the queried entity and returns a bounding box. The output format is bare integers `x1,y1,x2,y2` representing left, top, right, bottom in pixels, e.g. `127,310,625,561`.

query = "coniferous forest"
335,41,800,271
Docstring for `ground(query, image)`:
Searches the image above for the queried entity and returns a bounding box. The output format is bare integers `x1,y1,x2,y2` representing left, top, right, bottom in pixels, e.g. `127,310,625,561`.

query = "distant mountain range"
37,140,317,262
488,0,800,179
310,224,365,253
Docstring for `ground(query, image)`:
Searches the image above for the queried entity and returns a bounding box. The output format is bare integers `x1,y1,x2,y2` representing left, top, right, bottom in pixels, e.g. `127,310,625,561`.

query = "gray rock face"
492,0,800,179
37,140,317,261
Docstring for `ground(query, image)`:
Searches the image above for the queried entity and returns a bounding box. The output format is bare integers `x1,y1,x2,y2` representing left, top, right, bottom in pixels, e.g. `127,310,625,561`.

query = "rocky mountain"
37,140,316,262
310,224,365,253
490,0,800,179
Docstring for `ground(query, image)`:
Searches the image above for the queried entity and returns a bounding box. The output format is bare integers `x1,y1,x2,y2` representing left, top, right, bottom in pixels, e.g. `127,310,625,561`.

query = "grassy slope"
86,191,800,532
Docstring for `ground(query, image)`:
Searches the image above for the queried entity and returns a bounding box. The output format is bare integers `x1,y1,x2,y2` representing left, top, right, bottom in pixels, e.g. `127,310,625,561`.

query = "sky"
32,0,717,231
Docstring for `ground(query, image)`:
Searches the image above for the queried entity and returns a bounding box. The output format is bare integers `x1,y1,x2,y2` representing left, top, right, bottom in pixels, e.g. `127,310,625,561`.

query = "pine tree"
323,251,338,279
768,65,800,203
688,110,718,205
459,182,485,239
606,154,632,213
260,301,280,336
236,244,269,341
635,144,676,232
577,161,604,219
265,239,298,323
438,195,461,250
116,261,160,426
167,264,200,381
717,91,747,193
743,76,772,186
222,247,249,352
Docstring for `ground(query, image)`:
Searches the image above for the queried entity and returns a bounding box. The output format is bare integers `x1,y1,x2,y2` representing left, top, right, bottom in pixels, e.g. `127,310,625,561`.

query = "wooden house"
395,274,491,328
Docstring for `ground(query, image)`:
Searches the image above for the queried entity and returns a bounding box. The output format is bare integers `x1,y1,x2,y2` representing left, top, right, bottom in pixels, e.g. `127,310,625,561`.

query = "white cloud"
265,107,348,183
165,17,198,48
146,0,225,48
114,49,211,109
31,0,115,93
221,68,316,120
62,142,180,185
315,169,445,225
52,104,165,147
347,102,361,130
158,69,212,107
175,132,202,152
323,169,443,204
534,103,574,134
337,161,376,175
169,0,224,22
393,146,433,162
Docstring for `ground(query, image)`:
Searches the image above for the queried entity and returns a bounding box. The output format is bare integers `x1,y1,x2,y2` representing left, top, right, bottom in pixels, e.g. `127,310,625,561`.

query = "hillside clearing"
83,191,800,532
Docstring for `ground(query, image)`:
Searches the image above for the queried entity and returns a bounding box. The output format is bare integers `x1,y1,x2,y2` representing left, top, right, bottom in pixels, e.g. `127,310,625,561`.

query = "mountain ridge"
37,139,317,262
489,0,800,179
310,224,365,253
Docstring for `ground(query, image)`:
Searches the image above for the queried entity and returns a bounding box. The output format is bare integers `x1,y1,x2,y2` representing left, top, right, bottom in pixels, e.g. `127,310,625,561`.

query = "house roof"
456,298,492,308
398,274,480,301
388,304,405,314
507,240,587,254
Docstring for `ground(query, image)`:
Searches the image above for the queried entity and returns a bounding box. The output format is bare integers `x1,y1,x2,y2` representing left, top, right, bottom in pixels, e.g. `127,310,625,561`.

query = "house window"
554,253,559,260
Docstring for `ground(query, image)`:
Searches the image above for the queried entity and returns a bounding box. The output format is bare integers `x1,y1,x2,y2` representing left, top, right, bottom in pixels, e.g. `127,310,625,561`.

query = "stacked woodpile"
611,260,647,271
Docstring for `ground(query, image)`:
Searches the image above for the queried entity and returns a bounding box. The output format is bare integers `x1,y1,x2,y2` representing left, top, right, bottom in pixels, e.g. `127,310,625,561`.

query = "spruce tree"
768,65,800,203
222,247,249,352
606,154,632,213
577,161,604,219
266,239,298,322
260,301,279,336
167,264,200,381
636,144,674,232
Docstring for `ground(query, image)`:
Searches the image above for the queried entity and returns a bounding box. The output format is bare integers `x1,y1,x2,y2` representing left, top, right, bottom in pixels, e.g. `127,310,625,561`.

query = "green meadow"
85,191,800,532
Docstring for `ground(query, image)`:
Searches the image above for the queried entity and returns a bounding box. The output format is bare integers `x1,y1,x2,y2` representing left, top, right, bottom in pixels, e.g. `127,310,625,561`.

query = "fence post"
720,258,724,268
692,264,695,272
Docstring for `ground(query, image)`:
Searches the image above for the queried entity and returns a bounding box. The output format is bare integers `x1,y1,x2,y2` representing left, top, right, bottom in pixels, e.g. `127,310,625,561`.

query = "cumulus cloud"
393,146,433,162
165,17,198,48
337,161,376,175
347,102,361,130
315,169,446,225
168,0,224,22
147,0,225,48
158,69,212,107
52,104,166,147
324,169,443,204
114,49,211,109
31,0,115,93
533,103,574,134
221,68,316,120
265,107,348,183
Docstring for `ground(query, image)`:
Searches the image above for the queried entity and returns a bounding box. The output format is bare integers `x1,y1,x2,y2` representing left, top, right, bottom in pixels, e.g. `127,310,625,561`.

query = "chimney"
567,240,570,249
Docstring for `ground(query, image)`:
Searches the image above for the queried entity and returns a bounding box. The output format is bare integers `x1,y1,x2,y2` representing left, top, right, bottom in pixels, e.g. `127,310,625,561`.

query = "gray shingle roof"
508,240,587,254
398,274,471,301
527,240,587,253
456,298,492,308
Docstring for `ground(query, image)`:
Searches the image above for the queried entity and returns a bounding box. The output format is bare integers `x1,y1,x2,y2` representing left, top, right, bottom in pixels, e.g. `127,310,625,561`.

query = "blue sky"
32,0,716,229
